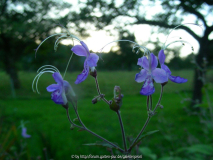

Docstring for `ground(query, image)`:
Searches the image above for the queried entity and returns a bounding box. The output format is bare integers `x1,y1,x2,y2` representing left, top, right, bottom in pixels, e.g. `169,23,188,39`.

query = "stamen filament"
63,52,73,78
163,23,203,48
35,33,67,56
97,40,151,56
164,40,194,51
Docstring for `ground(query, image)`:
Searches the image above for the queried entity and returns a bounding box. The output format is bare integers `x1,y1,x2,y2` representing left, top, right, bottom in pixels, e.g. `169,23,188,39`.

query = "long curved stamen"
163,40,194,52
54,35,69,51
63,52,73,78
96,40,150,56
35,33,67,57
32,65,60,93
163,23,203,49
37,65,60,73
35,27,82,57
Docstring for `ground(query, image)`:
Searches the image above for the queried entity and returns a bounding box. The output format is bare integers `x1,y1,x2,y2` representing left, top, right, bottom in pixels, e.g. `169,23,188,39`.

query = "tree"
0,0,72,89
69,0,213,106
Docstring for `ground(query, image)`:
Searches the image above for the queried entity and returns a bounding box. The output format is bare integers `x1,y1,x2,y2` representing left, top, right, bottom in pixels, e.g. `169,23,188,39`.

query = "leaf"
83,141,118,150
139,147,157,160
131,130,159,148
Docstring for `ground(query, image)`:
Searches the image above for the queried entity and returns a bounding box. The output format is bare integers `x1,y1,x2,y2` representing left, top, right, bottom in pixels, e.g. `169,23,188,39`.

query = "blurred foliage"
0,0,73,88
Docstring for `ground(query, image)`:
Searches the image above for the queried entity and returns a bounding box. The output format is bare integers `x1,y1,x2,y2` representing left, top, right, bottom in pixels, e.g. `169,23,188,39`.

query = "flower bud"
159,104,164,109
92,97,98,104
110,86,123,112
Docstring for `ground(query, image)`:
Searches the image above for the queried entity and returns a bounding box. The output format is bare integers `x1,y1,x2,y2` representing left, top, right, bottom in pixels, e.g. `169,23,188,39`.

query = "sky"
59,0,212,59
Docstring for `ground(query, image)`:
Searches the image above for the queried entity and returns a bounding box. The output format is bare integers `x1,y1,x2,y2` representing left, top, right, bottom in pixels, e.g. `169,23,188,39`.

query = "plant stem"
128,85,164,152
66,108,83,129
150,95,152,110
94,77,110,105
146,96,149,111
116,110,127,152
67,103,124,153
153,85,164,113
128,116,151,152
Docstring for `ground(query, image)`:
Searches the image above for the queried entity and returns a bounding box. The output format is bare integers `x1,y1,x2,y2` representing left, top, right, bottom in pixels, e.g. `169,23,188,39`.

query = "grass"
0,70,212,159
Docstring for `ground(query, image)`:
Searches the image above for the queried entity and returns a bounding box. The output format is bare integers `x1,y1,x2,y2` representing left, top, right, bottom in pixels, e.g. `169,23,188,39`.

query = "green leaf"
131,130,159,148
84,141,118,150
139,147,157,160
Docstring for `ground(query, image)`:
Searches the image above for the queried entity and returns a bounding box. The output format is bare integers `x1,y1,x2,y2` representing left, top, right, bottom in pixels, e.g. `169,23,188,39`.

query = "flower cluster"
32,27,191,155
135,50,187,96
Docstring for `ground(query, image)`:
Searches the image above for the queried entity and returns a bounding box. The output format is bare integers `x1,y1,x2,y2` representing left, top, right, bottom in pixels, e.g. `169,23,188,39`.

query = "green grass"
0,70,197,99
0,70,212,159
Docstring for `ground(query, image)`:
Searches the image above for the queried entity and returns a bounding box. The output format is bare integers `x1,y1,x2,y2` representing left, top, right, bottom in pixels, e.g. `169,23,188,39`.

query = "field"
0,70,213,159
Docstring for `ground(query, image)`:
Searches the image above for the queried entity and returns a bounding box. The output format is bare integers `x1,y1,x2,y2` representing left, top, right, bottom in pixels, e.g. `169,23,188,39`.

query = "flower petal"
87,53,99,67
152,68,168,83
169,75,188,83
161,64,171,75
52,72,63,85
140,76,155,96
64,80,76,96
158,50,165,65
137,57,143,67
80,41,90,54
135,69,148,83
75,61,89,84
46,84,60,92
71,45,87,57
150,53,158,71
51,90,66,105
142,56,149,70
22,127,31,138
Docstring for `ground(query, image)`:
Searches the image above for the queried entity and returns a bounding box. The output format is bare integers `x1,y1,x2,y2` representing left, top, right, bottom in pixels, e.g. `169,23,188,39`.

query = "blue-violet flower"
158,50,187,83
135,53,167,96
21,127,31,138
46,72,75,105
71,41,99,84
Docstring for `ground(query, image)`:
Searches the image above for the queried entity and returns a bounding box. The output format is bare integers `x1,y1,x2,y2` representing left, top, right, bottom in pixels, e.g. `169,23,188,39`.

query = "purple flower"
135,53,168,96
22,127,31,138
46,72,75,105
158,50,187,83
71,41,99,84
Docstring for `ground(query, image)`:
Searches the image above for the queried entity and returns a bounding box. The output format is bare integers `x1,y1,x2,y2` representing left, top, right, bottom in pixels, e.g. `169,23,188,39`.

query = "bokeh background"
0,0,213,159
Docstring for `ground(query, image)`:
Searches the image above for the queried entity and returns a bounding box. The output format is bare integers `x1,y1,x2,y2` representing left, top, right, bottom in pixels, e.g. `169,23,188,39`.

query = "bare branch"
135,18,201,42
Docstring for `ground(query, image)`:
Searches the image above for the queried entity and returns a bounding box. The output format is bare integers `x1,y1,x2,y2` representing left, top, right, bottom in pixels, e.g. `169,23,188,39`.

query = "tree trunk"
4,54,21,89
7,67,21,89
191,37,209,107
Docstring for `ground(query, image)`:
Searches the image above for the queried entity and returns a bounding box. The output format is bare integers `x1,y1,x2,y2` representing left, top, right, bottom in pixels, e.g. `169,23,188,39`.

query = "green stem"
68,103,124,153
128,116,151,152
94,76,110,105
116,110,127,152
153,85,164,113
